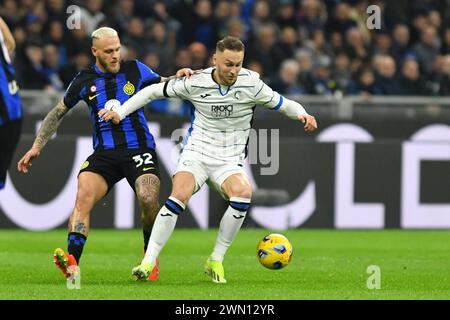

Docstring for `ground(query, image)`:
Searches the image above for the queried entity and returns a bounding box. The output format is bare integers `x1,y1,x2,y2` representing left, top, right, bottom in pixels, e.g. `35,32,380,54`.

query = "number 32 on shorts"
132,153,154,168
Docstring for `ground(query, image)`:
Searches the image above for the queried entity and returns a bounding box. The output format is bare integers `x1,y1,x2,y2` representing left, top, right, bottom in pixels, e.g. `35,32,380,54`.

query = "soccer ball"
257,233,293,270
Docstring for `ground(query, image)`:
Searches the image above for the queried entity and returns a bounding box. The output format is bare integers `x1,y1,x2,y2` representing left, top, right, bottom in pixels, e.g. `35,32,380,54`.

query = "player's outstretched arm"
98,82,167,124
0,17,16,53
17,100,69,173
274,97,317,132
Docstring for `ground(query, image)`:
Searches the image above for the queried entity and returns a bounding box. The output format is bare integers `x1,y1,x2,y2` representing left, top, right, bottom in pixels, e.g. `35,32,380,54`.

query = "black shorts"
0,119,22,189
78,147,160,193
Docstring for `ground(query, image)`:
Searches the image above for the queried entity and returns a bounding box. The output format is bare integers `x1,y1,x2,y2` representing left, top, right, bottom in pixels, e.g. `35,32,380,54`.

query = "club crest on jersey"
211,104,233,118
123,81,135,95
90,85,96,92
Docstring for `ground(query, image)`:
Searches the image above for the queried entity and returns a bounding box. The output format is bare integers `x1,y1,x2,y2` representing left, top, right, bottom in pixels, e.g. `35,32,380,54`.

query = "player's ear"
213,53,217,66
91,46,97,57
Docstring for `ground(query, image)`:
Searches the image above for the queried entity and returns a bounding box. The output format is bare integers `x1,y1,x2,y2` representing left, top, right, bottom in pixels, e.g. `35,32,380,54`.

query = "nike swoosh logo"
143,167,154,172
233,215,245,219
89,94,99,100
160,213,173,217
200,94,211,98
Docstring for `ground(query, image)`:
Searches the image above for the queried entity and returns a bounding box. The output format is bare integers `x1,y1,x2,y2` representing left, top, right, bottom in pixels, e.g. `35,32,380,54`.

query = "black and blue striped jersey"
0,29,22,126
64,60,160,150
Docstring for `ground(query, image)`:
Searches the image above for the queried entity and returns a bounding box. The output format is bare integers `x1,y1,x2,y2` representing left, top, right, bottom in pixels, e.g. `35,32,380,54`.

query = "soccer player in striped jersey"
17,27,194,282
99,36,317,283
0,17,22,191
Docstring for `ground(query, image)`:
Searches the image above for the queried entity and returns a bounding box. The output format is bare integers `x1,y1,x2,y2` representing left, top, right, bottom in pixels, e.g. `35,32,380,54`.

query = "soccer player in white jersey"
99,36,317,283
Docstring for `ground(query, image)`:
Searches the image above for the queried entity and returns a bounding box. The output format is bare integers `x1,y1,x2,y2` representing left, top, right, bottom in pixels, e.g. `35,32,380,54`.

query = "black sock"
143,229,151,252
68,232,87,264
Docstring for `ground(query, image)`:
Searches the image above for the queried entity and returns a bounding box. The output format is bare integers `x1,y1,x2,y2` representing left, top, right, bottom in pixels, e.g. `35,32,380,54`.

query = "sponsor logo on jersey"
123,81,135,95
211,104,233,118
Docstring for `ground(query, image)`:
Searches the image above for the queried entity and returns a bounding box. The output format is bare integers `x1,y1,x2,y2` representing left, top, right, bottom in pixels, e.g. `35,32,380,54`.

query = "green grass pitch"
0,229,449,300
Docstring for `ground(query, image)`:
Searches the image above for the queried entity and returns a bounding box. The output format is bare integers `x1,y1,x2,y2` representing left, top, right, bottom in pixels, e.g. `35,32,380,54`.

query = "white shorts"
174,149,246,199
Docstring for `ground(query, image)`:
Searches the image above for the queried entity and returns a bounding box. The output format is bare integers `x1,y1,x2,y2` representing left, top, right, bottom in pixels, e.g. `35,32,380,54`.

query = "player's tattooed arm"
32,100,69,151
160,68,197,82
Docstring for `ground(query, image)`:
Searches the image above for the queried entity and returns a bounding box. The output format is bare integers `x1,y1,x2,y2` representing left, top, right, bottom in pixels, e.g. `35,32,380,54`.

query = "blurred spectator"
332,52,352,92
188,42,209,70
440,27,450,55
296,0,326,39
65,23,91,61
275,0,297,30
59,51,91,88
143,52,160,72
17,41,53,91
174,48,192,70
372,31,392,56
188,0,215,50
42,44,64,91
45,0,67,24
250,0,272,37
79,0,106,35
438,55,450,96
347,66,377,96
413,26,440,76
398,58,431,95
146,22,176,75
391,24,412,66
271,59,305,94
373,55,402,95
122,17,146,58
247,23,283,77
324,2,357,37
312,55,336,95
295,48,315,94
114,0,135,35
345,27,369,72
277,27,299,62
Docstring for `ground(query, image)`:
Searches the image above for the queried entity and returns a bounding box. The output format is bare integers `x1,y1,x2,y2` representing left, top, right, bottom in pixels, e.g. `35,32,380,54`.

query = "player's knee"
76,186,96,208
169,190,191,205
228,184,253,199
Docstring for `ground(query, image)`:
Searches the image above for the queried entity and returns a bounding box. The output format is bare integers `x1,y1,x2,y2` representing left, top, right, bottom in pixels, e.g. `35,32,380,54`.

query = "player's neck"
212,68,235,87
95,62,107,73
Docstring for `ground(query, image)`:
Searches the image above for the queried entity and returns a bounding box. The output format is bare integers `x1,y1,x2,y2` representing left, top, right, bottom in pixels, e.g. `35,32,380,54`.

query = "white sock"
142,197,185,266
210,197,251,262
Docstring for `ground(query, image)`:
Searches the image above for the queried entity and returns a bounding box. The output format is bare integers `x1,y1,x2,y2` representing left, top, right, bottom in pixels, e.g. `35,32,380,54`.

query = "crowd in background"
2,0,450,97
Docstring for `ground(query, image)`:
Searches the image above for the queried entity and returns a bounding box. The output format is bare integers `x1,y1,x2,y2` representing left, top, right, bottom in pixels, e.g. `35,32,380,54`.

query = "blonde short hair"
91,27,118,40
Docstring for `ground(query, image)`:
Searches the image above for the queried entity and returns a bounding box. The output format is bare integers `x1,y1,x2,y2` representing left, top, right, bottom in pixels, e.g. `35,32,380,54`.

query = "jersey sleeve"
63,72,84,109
136,60,161,88
162,76,191,100
253,77,284,111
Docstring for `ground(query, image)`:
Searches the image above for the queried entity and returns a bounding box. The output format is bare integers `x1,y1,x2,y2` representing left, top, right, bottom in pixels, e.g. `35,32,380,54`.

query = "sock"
210,197,251,262
143,229,151,252
67,232,87,264
142,197,186,266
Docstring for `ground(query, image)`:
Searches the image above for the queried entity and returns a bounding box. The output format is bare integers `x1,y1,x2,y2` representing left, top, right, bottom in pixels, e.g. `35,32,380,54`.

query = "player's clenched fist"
98,109,121,124
17,147,40,173
298,114,317,132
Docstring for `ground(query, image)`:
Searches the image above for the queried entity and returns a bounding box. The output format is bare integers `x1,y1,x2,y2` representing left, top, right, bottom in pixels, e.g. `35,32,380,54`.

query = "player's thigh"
172,152,208,203
77,171,109,204
122,148,160,191
221,172,253,199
